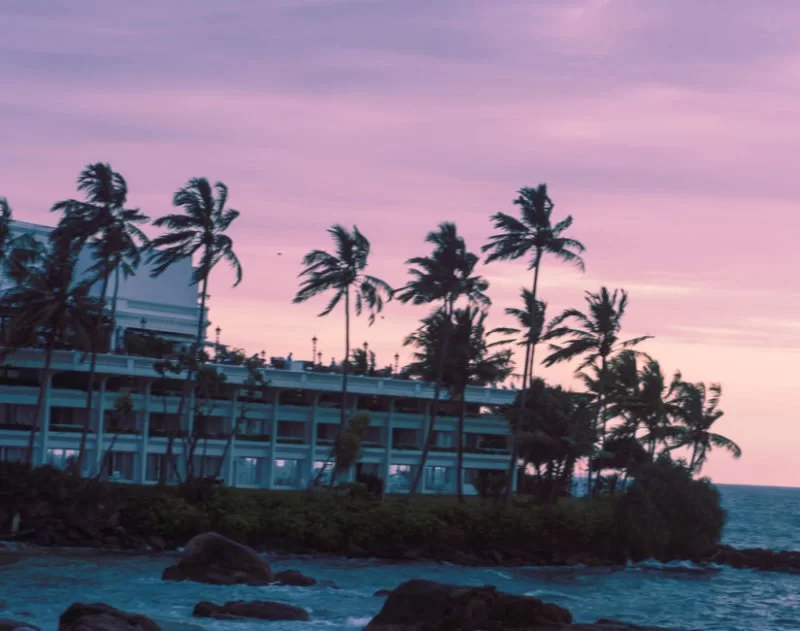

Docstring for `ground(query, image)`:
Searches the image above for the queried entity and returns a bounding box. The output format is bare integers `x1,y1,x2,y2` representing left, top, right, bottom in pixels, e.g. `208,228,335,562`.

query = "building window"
0,447,25,462
236,457,261,487
47,448,79,471
104,451,135,481
424,466,452,493
146,453,179,483
191,455,223,479
274,458,303,488
387,464,412,493
312,460,334,486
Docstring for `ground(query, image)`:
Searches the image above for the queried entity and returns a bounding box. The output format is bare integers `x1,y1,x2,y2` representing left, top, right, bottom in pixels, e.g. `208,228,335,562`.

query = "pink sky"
2,1,799,486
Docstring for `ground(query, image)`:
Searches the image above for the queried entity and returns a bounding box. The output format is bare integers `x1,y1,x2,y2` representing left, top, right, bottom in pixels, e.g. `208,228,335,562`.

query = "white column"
225,388,239,487
266,390,280,489
383,398,394,486
93,378,107,475
37,371,54,467
307,393,319,486
420,401,431,493
138,380,151,484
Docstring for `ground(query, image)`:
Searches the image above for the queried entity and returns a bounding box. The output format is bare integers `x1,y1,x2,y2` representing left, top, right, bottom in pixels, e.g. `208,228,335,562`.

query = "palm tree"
293,225,391,428
396,222,489,498
0,237,101,465
542,287,651,491
405,306,513,501
482,185,585,504
0,198,11,265
51,163,149,473
669,380,741,473
149,177,243,481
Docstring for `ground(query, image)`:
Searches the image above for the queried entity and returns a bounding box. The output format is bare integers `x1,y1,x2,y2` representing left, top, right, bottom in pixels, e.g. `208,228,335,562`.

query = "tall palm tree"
51,163,149,473
0,198,11,267
542,287,651,491
669,380,741,473
482,185,585,504
293,225,392,427
405,306,513,501
396,222,489,498
149,177,243,481
0,237,100,465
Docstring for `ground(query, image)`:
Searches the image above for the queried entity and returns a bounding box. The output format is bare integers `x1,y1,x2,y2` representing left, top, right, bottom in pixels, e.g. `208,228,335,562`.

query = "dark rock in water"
273,569,316,586
0,620,41,631
59,603,161,631
147,536,166,552
364,581,682,631
161,532,273,585
373,589,392,597
364,579,572,630
192,600,310,621
712,544,800,574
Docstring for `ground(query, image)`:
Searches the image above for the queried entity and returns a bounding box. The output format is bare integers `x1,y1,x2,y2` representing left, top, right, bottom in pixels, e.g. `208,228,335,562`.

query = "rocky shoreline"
0,532,693,631
3,528,800,577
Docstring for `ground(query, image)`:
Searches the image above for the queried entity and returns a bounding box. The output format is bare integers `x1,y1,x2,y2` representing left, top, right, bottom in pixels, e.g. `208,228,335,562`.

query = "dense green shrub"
1,462,724,565
614,458,725,561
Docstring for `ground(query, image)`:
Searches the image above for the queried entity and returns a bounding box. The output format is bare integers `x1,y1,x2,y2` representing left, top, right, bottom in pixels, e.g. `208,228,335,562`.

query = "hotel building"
0,221,517,494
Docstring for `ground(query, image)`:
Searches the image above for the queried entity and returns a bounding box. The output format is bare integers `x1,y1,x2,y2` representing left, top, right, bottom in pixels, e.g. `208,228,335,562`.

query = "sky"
2,0,799,486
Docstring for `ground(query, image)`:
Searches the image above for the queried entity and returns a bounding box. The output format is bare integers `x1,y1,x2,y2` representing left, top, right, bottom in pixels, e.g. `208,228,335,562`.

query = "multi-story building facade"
0,221,518,494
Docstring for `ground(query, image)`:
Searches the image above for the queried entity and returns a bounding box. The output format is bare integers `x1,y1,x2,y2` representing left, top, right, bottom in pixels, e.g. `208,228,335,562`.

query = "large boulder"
161,532,273,586
59,603,161,631
0,620,40,631
192,600,309,621
273,569,316,586
364,579,572,630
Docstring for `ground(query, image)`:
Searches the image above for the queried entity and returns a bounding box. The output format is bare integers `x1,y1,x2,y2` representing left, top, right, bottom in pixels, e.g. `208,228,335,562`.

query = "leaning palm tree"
669,380,741,473
482,185,585,503
51,163,149,473
0,237,100,465
149,177,243,481
542,287,651,491
396,222,489,498
293,225,391,427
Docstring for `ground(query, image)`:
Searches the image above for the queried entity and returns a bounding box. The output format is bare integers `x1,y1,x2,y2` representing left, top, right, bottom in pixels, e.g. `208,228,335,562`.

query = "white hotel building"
0,222,517,494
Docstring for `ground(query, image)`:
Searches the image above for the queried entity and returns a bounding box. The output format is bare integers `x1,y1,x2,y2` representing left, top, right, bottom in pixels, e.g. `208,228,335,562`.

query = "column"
138,380,151,484
307,393,319,487
383,398,394,487
224,388,239,487
265,390,280,489
37,371,54,467
93,378,107,475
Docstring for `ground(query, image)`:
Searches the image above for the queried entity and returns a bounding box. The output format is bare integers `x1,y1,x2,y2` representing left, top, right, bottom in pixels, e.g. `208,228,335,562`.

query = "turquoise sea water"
1,484,798,631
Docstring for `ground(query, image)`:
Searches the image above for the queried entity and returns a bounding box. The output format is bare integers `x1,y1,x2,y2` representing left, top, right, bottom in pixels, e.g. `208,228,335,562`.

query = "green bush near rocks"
0,460,724,566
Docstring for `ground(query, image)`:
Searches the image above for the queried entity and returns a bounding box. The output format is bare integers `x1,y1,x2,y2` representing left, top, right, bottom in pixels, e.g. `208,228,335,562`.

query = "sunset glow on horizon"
2,1,799,487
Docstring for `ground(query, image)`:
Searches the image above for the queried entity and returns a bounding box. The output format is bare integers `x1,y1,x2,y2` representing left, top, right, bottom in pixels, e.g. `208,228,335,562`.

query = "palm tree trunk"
341,286,350,425
110,265,121,350
587,354,608,495
456,396,466,503
504,249,542,507
328,287,352,490
408,305,453,499
76,270,111,476
26,343,55,465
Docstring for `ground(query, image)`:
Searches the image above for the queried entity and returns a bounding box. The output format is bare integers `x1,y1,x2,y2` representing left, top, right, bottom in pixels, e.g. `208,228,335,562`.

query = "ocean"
1,484,798,630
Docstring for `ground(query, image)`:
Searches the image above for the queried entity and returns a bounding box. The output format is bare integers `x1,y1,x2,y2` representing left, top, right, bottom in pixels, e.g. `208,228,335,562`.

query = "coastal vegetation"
0,163,744,564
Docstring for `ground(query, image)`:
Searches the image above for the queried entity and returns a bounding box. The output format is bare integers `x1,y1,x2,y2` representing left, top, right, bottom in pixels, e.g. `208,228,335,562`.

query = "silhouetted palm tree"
149,177,243,481
405,306,512,501
396,222,489,498
542,287,651,490
294,225,391,426
0,238,100,465
0,198,11,266
482,185,585,503
51,163,149,472
669,381,741,473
